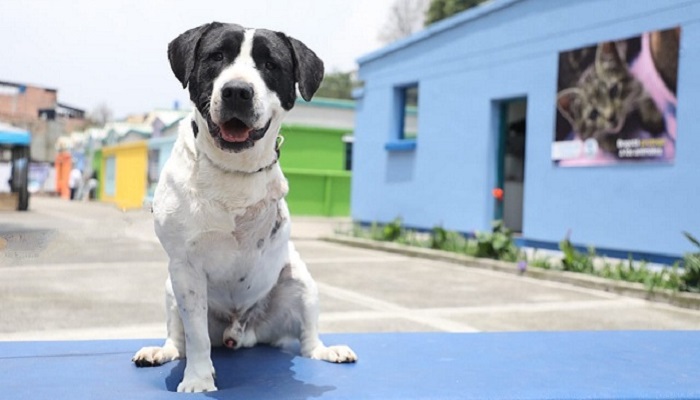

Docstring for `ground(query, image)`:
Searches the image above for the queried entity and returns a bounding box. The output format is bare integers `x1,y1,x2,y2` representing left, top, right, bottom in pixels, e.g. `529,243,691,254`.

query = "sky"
0,0,397,119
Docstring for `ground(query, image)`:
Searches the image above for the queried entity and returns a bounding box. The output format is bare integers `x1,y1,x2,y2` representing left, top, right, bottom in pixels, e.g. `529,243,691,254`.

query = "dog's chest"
187,196,290,312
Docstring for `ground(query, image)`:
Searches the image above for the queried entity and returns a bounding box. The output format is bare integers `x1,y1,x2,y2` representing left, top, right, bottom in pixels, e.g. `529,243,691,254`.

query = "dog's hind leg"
226,245,357,363
279,245,357,363
296,278,357,364
132,276,185,367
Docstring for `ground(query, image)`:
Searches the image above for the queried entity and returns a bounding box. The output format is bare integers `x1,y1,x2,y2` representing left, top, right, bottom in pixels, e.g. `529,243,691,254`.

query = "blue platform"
1,332,698,399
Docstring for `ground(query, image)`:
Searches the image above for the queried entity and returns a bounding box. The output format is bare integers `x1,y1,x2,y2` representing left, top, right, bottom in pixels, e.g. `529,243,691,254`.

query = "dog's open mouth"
219,117,253,143
214,117,272,151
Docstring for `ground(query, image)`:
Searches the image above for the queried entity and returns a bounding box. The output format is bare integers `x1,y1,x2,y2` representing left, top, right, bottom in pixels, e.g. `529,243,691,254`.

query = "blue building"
352,0,698,259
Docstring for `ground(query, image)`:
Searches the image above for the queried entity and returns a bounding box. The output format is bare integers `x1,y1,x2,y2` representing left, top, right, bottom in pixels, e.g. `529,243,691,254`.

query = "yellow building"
100,141,147,209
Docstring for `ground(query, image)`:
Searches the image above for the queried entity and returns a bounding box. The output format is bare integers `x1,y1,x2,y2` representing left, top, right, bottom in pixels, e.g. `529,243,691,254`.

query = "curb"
323,235,700,311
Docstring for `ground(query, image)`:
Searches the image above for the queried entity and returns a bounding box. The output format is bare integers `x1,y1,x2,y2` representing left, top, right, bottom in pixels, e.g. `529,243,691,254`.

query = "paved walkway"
0,196,698,341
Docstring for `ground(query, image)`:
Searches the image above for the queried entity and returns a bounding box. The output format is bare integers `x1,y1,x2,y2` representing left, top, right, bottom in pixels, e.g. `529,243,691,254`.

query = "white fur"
132,30,356,393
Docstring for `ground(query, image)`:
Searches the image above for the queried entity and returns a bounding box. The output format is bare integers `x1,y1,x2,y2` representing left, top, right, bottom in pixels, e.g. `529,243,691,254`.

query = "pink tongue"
220,127,252,143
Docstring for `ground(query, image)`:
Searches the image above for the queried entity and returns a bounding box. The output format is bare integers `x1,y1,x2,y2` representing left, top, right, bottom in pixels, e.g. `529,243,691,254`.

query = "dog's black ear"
168,23,218,88
286,36,324,102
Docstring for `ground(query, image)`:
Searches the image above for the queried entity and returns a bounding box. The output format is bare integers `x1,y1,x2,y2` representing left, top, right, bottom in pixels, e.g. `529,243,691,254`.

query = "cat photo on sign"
552,27,680,167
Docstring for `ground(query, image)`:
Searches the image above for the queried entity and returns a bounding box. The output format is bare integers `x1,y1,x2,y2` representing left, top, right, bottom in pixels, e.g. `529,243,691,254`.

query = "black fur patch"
191,119,198,138
251,30,297,110
270,216,287,239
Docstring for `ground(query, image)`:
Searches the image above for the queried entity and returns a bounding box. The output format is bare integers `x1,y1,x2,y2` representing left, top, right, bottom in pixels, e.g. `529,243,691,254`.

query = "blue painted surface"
1,332,699,399
384,139,417,152
353,0,700,257
0,126,30,146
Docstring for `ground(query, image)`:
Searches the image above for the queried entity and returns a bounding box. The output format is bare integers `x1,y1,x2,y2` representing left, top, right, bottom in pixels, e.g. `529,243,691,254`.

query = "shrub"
430,226,448,250
559,237,594,274
475,220,519,261
681,232,700,292
381,218,404,242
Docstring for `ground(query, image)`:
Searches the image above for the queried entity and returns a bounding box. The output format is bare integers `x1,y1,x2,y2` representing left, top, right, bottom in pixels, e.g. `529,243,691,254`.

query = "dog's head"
168,22,323,168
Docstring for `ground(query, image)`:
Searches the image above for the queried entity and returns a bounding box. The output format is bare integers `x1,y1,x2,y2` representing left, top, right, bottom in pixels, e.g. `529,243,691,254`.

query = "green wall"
279,125,349,171
279,124,352,216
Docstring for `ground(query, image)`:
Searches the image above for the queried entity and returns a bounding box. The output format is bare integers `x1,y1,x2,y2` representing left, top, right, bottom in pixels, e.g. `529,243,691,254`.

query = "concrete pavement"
0,196,699,341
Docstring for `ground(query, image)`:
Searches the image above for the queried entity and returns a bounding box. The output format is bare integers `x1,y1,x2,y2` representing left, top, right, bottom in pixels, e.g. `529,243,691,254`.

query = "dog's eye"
264,61,277,71
209,52,224,62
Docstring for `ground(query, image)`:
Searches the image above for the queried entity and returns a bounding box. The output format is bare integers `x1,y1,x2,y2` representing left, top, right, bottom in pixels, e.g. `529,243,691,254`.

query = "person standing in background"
87,171,98,200
68,167,82,201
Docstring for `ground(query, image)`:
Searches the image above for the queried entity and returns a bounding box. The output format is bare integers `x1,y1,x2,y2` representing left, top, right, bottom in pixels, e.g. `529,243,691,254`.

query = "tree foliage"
425,0,490,25
315,71,355,100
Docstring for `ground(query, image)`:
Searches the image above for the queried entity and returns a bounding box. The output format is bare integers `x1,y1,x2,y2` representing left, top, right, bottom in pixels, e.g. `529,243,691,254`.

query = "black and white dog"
132,22,356,393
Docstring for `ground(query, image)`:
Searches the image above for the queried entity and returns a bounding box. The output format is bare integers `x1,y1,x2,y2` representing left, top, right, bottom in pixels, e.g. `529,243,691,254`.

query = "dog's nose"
221,81,254,102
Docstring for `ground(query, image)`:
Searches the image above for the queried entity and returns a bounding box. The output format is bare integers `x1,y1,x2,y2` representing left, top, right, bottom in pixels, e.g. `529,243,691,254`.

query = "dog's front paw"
309,344,357,363
132,345,180,367
177,375,217,393
178,364,217,393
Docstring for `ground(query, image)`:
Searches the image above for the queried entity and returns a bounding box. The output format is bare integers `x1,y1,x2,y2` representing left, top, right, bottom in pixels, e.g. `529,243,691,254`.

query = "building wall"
354,0,700,256
100,141,147,209
54,152,72,199
0,85,56,121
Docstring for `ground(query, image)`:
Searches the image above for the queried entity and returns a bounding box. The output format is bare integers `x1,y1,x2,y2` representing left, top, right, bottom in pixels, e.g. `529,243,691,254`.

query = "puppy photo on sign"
131,22,356,393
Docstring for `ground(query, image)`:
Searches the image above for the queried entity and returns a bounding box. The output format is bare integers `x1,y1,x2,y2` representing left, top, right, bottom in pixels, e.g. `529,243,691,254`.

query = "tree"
315,71,355,100
87,103,113,127
425,0,490,25
378,0,429,44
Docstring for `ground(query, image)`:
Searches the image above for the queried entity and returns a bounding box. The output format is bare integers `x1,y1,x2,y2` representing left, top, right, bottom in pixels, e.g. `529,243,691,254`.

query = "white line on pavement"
305,256,408,264
318,298,645,325
316,281,480,333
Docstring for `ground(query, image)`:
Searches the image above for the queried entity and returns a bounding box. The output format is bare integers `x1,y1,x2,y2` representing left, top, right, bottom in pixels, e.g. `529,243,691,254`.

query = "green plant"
680,232,700,292
559,236,595,274
430,226,448,250
381,218,404,242
475,220,519,261
429,226,473,253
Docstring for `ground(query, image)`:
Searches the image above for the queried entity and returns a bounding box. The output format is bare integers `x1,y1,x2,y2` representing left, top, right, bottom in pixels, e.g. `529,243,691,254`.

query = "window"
400,85,419,140
386,84,419,151
342,135,353,171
